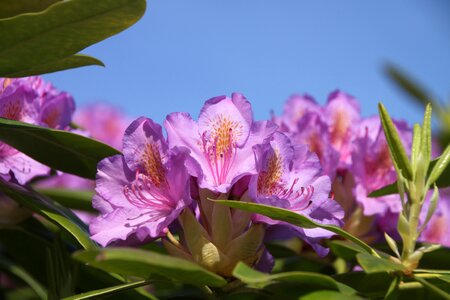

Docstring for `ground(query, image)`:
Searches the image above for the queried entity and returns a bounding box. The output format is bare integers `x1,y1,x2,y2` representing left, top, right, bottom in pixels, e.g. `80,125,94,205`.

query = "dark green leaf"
0,257,47,299
74,247,227,287
214,200,377,256
378,103,413,180
385,276,400,300
0,178,96,249
0,0,146,76
4,54,104,77
232,262,355,294
0,0,61,19
414,277,450,300
0,118,120,179
37,188,94,212
328,240,367,261
356,253,405,274
62,280,154,300
299,291,363,300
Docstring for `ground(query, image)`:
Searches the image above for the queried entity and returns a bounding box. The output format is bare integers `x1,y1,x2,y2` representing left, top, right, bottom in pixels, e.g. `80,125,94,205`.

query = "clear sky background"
43,0,450,125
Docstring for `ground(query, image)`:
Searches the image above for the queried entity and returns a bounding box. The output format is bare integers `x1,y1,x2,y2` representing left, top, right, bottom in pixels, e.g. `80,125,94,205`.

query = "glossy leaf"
0,0,61,19
427,144,450,189
4,54,104,77
0,0,146,76
214,200,377,256
63,280,154,300
37,188,95,212
378,103,413,180
74,247,227,287
356,253,405,274
0,118,120,179
0,178,96,249
232,262,355,294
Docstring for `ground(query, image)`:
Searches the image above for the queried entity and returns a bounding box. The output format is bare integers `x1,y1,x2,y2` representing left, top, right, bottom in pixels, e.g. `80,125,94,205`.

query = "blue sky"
44,0,450,125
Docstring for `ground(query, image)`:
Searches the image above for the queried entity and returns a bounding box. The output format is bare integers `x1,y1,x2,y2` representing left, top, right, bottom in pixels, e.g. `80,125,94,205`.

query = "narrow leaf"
62,279,154,300
411,123,422,170
74,247,227,287
0,118,120,179
426,144,450,189
0,178,96,249
4,54,104,77
36,188,95,212
385,276,400,300
418,185,439,234
378,103,413,180
0,0,146,76
299,291,363,300
384,233,400,258
414,276,450,300
421,104,432,167
214,200,377,256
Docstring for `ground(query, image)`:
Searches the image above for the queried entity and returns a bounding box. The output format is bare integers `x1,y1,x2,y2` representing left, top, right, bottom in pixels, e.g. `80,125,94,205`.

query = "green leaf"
0,257,47,299
418,185,439,234
0,118,120,179
421,104,432,167
414,276,450,300
328,240,367,261
385,276,400,300
4,54,104,77
74,247,227,287
299,291,363,300
411,123,422,170
0,0,146,76
356,253,405,274
214,200,377,256
232,262,355,294
0,0,61,19
384,233,400,258
37,188,95,212
62,280,154,300
378,103,413,180
0,178,96,249
426,144,450,189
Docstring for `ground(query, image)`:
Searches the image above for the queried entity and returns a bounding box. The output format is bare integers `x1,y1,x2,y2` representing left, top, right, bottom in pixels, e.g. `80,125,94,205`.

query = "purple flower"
351,116,412,216
418,189,450,247
275,94,320,132
165,93,277,193
249,132,343,255
90,117,192,246
74,104,130,150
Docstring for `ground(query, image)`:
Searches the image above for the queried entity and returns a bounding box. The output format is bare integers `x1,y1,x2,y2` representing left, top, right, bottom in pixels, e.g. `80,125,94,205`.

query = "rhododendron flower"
275,94,320,132
249,132,344,255
352,116,412,216
165,93,276,193
0,77,75,184
90,117,192,246
420,191,450,247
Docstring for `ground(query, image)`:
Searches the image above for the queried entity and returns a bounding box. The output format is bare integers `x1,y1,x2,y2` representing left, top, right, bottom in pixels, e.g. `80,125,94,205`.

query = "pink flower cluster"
273,91,449,246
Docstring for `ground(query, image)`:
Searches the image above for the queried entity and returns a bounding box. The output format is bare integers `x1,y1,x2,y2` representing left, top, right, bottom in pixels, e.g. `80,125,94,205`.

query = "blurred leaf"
334,272,393,299
37,188,94,212
62,280,154,300
385,276,400,300
0,0,61,19
356,253,405,274
214,200,377,256
414,277,450,300
378,103,413,180
46,235,77,300
4,54,104,77
0,0,146,76
299,290,363,300
0,118,120,179
328,240,369,261
0,178,96,249
385,64,434,107
232,262,355,294
0,257,47,299
74,247,227,287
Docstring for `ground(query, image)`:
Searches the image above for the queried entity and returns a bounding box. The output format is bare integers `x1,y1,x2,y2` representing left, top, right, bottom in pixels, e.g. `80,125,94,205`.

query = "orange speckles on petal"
142,143,166,186
2,78,12,91
210,114,242,155
2,99,23,121
257,149,283,196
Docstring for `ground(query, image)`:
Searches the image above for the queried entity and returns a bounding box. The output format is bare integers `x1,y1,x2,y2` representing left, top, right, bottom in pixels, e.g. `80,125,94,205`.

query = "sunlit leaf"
0,0,61,19
0,118,120,179
356,253,405,274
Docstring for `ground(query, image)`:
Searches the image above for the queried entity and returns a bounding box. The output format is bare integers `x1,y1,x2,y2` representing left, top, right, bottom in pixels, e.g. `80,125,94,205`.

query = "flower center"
330,110,349,148
201,115,242,186
142,142,166,187
1,99,23,121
